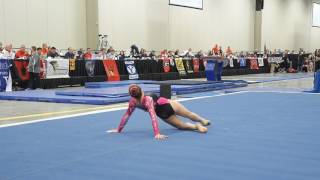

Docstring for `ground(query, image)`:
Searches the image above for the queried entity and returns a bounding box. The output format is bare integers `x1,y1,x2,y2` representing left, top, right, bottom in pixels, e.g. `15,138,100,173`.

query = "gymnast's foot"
196,124,208,133
200,119,211,126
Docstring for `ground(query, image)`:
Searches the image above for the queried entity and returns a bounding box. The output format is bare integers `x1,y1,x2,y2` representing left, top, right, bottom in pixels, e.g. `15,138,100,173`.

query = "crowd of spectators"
1,42,319,73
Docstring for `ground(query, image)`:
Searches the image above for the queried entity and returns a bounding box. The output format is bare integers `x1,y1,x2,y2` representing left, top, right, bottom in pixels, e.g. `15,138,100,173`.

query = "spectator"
15,45,29,59
226,46,233,56
0,42,3,52
183,48,194,58
83,48,93,60
64,47,75,59
212,44,219,55
118,50,126,61
174,49,180,58
41,43,49,57
47,47,59,58
27,47,41,90
106,47,116,59
149,50,157,60
77,48,84,60
2,44,15,59
130,44,139,57
140,48,149,59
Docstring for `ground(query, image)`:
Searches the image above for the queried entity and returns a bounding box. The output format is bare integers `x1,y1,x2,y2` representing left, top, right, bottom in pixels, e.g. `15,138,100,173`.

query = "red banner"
103,59,120,81
162,58,170,73
14,60,30,81
193,58,199,73
250,58,259,70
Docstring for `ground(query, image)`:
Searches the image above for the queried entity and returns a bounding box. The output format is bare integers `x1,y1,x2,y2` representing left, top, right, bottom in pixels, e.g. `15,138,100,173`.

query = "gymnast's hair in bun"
128,84,142,99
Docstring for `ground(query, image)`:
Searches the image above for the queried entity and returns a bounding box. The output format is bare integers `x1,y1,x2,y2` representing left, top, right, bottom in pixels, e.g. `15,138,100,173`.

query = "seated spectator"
174,49,180,58
118,50,126,60
77,48,84,60
64,47,75,59
83,48,93,60
106,47,116,59
0,42,3,52
47,47,60,58
149,50,157,60
140,48,149,59
2,44,15,59
195,50,206,58
15,44,29,59
183,48,194,58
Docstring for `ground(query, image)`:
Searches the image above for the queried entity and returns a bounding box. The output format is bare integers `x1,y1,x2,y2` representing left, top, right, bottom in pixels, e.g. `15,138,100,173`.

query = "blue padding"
1,92,320,180
85,80,154,88
56,84,160,98
313,70,320,93
0,90,131,105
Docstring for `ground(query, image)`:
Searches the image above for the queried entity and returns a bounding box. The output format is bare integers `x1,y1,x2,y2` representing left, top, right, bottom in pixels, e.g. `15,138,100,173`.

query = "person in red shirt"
83,48,93,60
226,46,233,56
15,45,29,59
41,43,48,56
108,84,210,140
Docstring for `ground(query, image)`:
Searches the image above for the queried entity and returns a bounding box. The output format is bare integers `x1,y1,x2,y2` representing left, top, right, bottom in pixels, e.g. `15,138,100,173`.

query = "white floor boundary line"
0,91,246,129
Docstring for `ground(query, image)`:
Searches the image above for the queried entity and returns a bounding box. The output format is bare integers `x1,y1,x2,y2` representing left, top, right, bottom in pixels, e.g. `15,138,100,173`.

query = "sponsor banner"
125,60,139,80
249,58,259,70
103,59,120,81
14,59,30,81
69,59,76,71
162,58,170,73
239,58,246,67
46,58,70,79
175,58,186,76
258,57,264,67
192,58,199,73
85,60,96,77
184,59,193,73
0,59,10,91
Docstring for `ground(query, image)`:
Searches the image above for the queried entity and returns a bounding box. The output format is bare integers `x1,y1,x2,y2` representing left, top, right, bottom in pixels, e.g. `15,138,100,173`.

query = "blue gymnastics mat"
0,90,131,105
0,92,320,180
56,84,161,98
85,80,154,88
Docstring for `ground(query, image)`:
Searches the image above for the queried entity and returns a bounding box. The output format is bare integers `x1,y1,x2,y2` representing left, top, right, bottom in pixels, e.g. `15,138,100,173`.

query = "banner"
229,57,234,68
14,60,30,81
239,58,246,67
192,58,199,73
125,60,139,79
162,58,170,73
0,59,10,91
40,59,46,79
103,59,120,81
258,57,264,67
46,58,70,79
69,59,76,71
85,60,96,77
184,59,194,73
175,58,186,76
249,58,259,70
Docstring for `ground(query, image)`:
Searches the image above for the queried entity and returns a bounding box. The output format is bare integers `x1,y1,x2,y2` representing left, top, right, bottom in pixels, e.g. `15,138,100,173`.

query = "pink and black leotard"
117,94,175,136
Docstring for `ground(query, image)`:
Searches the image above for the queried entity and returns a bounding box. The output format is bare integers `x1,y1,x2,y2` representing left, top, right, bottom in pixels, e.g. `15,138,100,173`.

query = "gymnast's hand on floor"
155,134,168,140
107,129,120,133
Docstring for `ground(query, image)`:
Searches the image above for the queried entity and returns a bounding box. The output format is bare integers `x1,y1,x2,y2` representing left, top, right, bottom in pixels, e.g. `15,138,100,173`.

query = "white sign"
45,58,70,79
169,0,203,9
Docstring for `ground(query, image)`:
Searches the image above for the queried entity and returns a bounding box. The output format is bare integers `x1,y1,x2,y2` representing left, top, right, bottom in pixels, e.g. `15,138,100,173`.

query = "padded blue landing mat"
85,80,154,88
1,92,320,180
0,90,131,105
56,84,160,98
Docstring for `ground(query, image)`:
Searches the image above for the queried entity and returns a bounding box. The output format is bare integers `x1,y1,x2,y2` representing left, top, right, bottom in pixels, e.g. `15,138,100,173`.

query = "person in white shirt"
2,44,15,59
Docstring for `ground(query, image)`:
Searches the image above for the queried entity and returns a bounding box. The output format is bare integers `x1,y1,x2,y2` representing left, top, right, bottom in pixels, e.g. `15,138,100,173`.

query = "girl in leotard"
108,84,210,140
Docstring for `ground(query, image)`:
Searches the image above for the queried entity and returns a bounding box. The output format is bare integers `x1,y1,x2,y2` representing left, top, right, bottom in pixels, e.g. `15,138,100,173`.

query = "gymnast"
107,84,210,140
